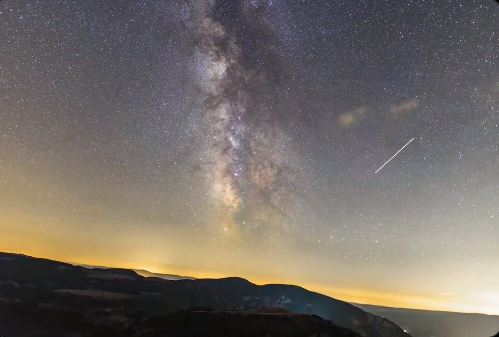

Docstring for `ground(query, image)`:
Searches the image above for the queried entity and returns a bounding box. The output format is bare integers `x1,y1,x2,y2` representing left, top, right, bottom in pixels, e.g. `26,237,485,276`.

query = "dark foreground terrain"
355,303,499,337
0,252,408,337
0,301,361,337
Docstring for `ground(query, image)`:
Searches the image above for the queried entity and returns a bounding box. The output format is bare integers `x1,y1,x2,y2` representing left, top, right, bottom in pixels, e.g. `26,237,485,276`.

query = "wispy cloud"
339,112,356,128
390,99,418,115
338,106,367,128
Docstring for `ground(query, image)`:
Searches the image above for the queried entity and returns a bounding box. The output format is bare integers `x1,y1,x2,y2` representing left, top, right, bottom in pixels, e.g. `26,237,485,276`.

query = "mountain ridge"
355,303,499,337
0,251,409,337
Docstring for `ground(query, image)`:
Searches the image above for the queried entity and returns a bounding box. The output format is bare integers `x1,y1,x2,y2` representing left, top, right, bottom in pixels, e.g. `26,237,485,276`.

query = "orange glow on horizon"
1,207,498,316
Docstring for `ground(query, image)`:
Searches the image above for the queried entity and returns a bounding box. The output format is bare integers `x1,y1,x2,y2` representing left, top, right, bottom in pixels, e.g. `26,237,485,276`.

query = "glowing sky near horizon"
1,0,499,315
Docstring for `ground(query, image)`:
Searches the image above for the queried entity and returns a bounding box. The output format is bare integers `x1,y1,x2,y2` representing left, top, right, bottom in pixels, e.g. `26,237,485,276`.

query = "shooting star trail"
375,137,415,174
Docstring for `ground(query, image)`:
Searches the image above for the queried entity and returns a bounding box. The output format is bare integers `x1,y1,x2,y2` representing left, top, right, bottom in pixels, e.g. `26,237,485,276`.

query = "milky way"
187,0,306,237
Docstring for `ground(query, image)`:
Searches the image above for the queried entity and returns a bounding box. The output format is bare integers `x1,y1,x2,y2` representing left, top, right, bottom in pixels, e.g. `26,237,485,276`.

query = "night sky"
1,0,499,314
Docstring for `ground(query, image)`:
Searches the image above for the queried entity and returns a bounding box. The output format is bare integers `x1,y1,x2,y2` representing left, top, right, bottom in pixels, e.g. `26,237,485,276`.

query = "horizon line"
1,249,497,317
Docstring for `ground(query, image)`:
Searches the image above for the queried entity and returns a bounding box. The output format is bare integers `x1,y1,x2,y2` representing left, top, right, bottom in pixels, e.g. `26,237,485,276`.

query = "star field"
1,0,499,314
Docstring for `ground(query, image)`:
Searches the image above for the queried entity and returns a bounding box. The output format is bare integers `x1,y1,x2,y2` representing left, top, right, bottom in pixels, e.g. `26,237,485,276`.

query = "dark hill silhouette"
0,300,362,337
132,268,195,280
355,303,499,337
0,251,409,337
142,310,363,337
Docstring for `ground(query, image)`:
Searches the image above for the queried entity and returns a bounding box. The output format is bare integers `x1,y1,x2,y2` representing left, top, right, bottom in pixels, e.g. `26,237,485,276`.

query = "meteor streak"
375,138,415,174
